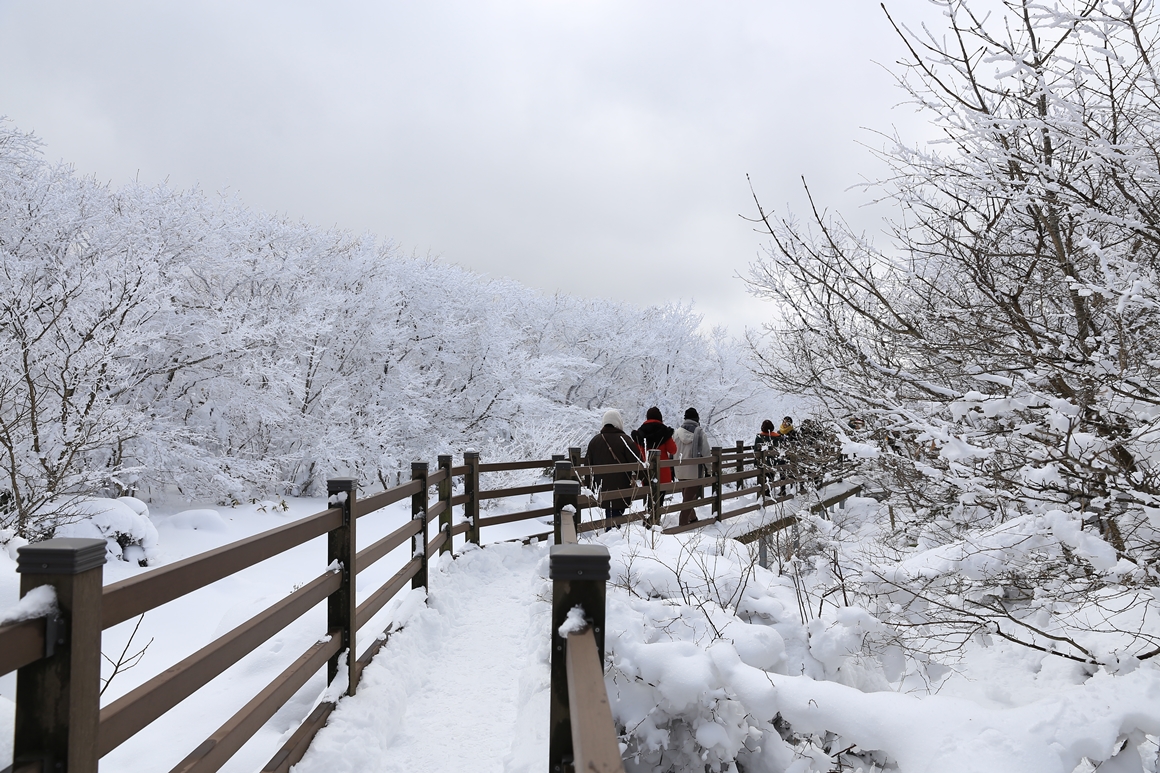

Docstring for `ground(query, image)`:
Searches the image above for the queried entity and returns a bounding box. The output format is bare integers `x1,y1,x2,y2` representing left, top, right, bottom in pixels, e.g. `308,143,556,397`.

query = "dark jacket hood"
633,419,674,448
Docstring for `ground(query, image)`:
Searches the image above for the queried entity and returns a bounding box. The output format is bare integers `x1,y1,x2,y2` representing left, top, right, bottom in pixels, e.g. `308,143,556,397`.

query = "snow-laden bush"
52,497,158,566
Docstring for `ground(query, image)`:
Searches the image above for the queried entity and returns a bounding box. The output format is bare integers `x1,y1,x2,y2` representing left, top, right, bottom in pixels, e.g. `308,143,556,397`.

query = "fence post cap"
412,461,429,473
437,454,452,463
17,538,107,575
553,480,581,494
549,544,610,581
327,477,357,493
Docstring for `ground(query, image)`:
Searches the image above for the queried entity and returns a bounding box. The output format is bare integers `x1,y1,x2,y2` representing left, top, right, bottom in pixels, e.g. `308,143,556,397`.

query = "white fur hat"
601,409,624,431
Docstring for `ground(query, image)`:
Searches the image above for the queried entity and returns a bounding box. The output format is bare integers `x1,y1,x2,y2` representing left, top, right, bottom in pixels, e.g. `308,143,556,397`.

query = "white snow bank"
165,509,228,533
54,497,158,565
769,665,1160,773
0,584,55,625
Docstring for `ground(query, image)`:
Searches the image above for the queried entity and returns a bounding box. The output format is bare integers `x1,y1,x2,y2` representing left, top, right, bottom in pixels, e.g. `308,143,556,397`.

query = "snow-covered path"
293,541,551,773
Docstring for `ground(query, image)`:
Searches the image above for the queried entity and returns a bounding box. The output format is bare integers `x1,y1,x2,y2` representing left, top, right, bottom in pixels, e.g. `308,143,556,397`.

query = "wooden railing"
0,436,854,773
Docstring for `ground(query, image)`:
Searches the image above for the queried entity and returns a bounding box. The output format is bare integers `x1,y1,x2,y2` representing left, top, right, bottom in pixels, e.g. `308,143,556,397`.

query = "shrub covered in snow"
53,497,158,566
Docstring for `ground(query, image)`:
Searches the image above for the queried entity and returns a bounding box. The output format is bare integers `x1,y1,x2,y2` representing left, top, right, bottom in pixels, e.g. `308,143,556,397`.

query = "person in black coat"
585,409,639,528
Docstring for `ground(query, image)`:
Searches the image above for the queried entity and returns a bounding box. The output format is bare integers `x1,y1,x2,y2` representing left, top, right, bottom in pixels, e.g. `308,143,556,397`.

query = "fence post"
464,451,480,546
326,478,357,694
13,538,106,773
735,440,745,490
711,446,723,520
437,454,453,556
647,449,660,528
553,478,580,545
411,462,429,591
568,446,582,468
547,543,611,773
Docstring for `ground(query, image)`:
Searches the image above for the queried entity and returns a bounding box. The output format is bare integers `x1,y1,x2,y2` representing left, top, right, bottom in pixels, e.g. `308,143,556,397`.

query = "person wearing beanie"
630,407,678,515
754,419,779,453
585,409,638,528
673,407,710,525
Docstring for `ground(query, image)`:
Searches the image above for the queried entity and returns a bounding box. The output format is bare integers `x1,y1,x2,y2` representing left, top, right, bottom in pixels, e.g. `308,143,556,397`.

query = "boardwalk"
293,542,550,773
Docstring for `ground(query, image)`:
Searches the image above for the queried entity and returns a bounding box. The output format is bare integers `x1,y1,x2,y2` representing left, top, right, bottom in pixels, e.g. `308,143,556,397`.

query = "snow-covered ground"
4,484,1159,772
0,475,563,773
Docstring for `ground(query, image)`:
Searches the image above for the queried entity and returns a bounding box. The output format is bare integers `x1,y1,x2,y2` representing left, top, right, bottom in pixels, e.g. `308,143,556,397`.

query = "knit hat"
646,406,663,422
684,407,699,422
601,409,624,431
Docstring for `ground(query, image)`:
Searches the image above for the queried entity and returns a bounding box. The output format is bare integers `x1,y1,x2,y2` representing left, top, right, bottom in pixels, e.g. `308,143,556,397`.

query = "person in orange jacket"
631,406,678,516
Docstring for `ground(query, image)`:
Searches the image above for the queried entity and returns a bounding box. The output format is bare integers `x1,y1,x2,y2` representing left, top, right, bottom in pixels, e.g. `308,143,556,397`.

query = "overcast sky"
0,0,942,333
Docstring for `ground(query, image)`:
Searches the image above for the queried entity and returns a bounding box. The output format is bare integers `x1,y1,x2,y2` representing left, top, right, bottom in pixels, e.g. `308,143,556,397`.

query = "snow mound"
54,497,159,566
166,509,228,533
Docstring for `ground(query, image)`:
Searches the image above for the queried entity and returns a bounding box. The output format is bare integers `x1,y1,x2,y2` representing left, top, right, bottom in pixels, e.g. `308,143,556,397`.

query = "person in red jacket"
631,407,678,515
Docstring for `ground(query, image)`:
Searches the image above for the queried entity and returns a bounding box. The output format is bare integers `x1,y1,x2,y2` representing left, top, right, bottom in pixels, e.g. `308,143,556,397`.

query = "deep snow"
3,485,1160,773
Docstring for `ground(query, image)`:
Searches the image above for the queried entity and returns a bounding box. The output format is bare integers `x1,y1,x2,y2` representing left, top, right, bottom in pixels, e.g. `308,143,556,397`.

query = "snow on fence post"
547,543,611,773
711,446,723,520
437,455,453,556
411,462,429,591
464,451,480,545
735,440,745,490
647,449,660,528
13,538,107,773
553,477,580,545
326,477,358,694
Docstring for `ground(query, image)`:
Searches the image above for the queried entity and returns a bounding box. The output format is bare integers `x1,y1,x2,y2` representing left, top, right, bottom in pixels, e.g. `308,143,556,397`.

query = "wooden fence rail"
0,436,854,773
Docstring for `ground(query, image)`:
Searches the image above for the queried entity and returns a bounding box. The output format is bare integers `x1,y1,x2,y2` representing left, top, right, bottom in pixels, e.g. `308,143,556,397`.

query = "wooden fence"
0,439,855,773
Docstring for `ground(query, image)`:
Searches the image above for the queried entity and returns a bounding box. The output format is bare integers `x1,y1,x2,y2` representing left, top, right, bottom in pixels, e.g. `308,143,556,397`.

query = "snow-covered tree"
0,120,779,538
747,0,1160,663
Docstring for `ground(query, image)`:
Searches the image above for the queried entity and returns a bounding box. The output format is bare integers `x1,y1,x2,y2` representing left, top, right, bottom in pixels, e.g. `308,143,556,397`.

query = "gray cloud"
0,0,941,332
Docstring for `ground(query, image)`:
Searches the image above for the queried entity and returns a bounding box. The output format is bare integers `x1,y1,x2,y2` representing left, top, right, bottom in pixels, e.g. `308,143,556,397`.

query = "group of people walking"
586,407,797,528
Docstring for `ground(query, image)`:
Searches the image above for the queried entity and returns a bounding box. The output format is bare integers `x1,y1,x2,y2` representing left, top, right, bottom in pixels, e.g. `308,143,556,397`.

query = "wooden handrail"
99,570,342,755
0,617,47,676
720,469,760,485
565,627,624,773
658,455,715,469
425,499,448,523
476,506,555,528
353,479,423,518
477,458,554,473
354,558,422,631
168,634,342,773
571,461,645,476
102,507,342,629
355,518,422,574
478,481,554,501
722,484,763,502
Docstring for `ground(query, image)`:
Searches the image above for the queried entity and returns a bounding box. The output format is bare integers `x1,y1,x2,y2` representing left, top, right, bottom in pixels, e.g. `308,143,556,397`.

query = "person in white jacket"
673,408,709,525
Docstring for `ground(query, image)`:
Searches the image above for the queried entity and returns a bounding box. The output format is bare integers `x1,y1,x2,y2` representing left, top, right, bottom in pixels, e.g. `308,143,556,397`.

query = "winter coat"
754,431,780,454
586,425,639,508
673,419,709,480
632,419,678,484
